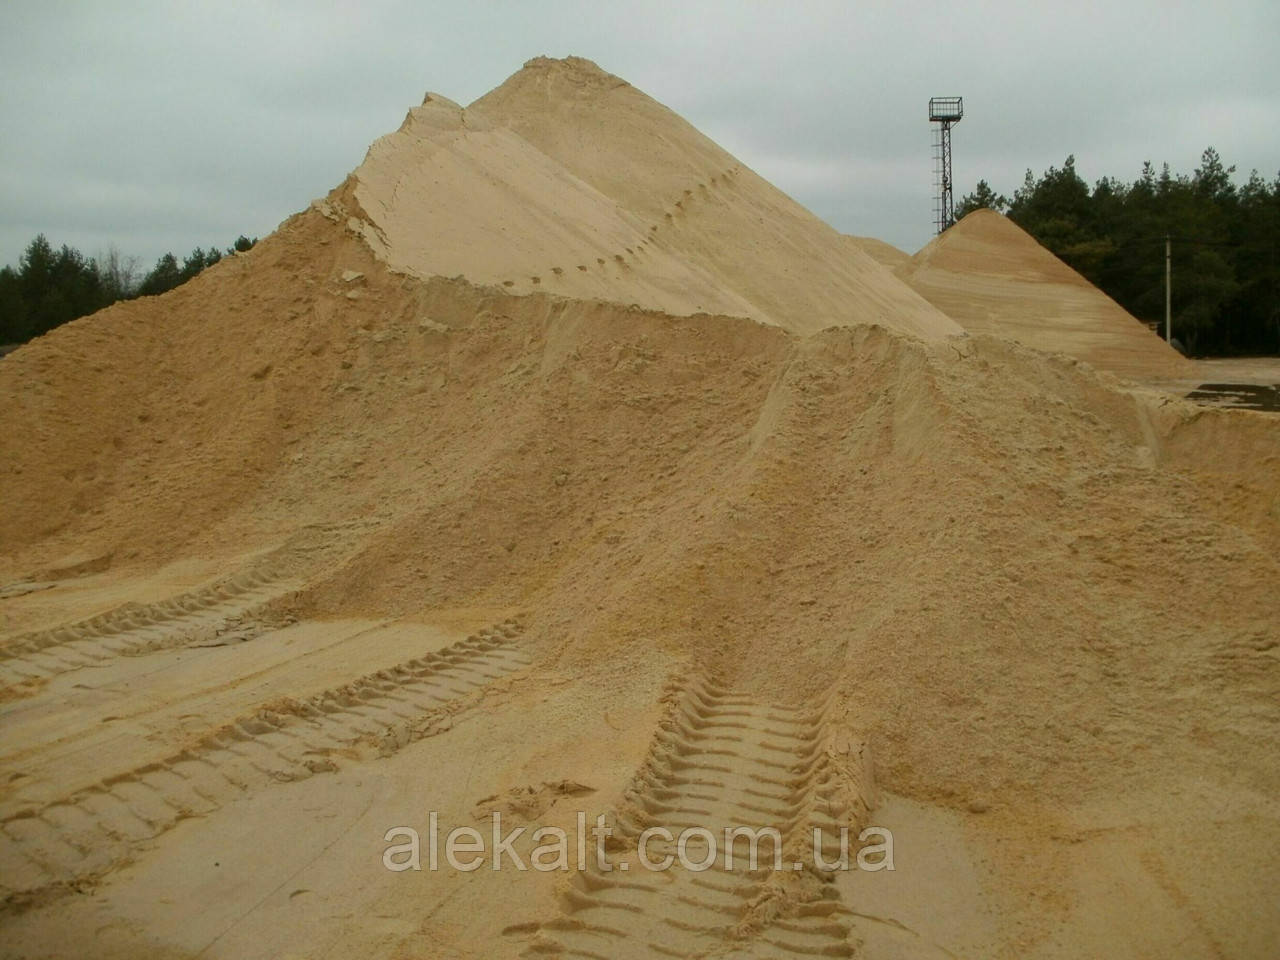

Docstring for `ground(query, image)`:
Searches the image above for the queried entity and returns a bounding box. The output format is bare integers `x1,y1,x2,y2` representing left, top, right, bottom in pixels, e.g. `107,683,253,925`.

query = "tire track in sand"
0,560,301,694
518,675,862,958
0,617,529,914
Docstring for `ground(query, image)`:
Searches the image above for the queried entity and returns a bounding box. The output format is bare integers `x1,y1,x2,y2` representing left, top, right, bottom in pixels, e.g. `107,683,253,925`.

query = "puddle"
1185,382,1280,413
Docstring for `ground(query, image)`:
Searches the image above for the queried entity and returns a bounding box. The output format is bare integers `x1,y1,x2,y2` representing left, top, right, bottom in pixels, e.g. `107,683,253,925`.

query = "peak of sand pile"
322,55,961,340
897,208,1192,380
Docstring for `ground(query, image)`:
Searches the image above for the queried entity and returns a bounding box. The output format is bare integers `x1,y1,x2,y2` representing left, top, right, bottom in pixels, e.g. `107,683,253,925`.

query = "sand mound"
0,57,1276,960
336,56,960,340
844,234,911,271
898,208,1193,380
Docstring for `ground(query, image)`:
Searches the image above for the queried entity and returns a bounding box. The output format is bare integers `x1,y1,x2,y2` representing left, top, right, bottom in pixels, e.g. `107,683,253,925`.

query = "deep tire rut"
523,675,859,958
0,617,529,913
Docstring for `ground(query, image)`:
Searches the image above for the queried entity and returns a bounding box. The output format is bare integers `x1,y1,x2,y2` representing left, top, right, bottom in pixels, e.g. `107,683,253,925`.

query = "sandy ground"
1,56,1277,959
1189,356,1280,384
3,566,1274,959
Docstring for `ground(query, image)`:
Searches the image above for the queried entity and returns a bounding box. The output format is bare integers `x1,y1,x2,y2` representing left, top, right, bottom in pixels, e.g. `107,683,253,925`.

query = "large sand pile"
338,56,960,340
898,208,1194,381
0,57,1276,960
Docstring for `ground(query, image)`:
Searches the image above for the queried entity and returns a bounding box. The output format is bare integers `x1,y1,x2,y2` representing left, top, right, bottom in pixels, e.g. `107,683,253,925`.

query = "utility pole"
1165,234,1172,343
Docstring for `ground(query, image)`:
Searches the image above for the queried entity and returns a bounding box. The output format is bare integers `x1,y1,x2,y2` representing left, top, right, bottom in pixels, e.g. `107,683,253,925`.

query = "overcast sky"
2,0,1276,270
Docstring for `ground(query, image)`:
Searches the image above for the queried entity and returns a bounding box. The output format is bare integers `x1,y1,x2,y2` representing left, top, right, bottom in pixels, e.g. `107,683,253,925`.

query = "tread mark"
0,616,529,914
522,673,859,958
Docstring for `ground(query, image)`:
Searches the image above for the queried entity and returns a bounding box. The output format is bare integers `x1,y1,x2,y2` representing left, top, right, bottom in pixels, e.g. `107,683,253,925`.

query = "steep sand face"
898,208,1193,381
0,57,1276,960
343,56,961,340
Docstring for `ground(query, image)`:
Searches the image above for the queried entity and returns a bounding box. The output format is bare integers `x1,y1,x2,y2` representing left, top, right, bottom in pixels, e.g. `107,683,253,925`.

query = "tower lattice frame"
929,96,963,234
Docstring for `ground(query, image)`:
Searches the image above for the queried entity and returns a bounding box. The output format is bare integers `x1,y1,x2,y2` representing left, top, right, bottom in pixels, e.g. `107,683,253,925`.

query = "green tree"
19,237,102,337
1193,147,1236,203
181,248,209,283
0,265,30,344
138,252,182,297
955,179,1009,218
2,231,256,349
958,147,1277,355
19,234,56,306
1008,156,1096,266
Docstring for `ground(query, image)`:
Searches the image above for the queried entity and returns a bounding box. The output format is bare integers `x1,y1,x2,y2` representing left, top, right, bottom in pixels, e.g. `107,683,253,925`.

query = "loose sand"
0,57,1276,959
341,57,960,341
898,208,1194,382
844,235,912,272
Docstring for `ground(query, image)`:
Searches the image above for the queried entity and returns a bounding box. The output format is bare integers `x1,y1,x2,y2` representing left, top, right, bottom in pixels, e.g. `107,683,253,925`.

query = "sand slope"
844,234,911,271
341,56,960,340
0,57,1276,960
898,208,1193,380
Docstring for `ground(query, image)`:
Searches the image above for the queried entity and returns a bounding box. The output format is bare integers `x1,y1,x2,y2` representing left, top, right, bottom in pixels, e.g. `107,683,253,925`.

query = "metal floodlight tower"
929,96,963,234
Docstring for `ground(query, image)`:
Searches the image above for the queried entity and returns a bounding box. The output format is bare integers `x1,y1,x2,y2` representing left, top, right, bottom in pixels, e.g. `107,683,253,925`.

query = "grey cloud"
2,0,1276,269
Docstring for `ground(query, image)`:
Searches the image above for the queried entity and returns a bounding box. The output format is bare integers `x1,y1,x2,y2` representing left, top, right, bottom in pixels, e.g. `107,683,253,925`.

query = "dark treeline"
956,148,1280,356
0,234,257,347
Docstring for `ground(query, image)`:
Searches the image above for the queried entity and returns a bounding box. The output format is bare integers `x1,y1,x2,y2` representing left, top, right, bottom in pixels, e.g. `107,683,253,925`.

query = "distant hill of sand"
844,234,912,271
897,208,1193,380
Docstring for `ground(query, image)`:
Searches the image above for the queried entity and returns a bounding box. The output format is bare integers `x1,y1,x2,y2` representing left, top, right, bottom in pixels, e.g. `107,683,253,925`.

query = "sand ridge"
340,55,962,340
